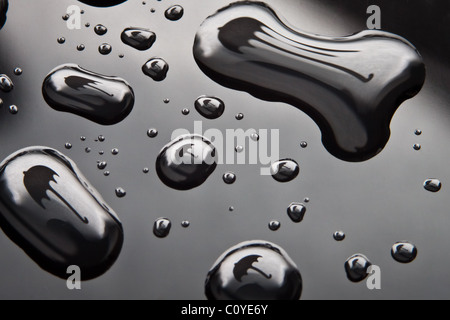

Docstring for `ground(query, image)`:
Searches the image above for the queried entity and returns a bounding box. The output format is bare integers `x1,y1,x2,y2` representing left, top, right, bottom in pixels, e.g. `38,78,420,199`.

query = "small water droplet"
0,98,3,108
235,145,244,153
165,5,184,21
413,144,421,151
0,74,14,92
223,172,236,184
14,68,22,76
121,27,156,51
333,231,345,241
181,221,190,228
304,197,310,203
85,22,90,28
415,129,422,136
153,218,171,238
391,242,417,264
150,8,155,13
182,108,190,115
250,133,260,142
142,58,169,82
80,10,85,14
97,161,107,170
112,148,119,155
65,143,72,150
269,220,281,231
147,128,158,138
271,159,300,183
287,202,306,223
77,44,85,51
345,254,372,282
62,14,69,21
163,98,170,104
104,171,110,176
143,168,149,174
94,24,108,36
235,113,244,120
229,206,235,212
98,135,105,142
115,187,126,198
300,141,308,148
424,179,441,192
119,54,124,59
85,147,91,153
80,136,86,141
8,104,18,114
57,37,66,44
99,43,112,55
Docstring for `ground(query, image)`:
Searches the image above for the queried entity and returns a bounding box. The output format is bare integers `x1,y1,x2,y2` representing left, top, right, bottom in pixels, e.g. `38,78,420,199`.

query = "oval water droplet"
77,0,128,7
391,242,417,264
0,74,13,92
156,134,218,190
57,37,66,44
235,113,244,120
153,218,171,238
287,202,306,223
0,146,124,280
165,5,184,21
0,0,8,30
194,96,225,119
271,159,299,183
14,68,22,76
8,104,18,114
97,161,107,170
193,1,425,162
205,240,302,300
142,58,169,82
345,254,372,282
121,27,156,51
424,179,441,192
94,24,107,35
268,220,280,231
333,231,345,241
42,64,135,125
223,172,236,184
99,43,112,55
181,221,190,228
147,128,158,138
115,187,126,198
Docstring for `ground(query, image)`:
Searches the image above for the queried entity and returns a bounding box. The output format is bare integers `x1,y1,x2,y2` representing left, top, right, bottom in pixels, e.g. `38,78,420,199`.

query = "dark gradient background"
0,0,449,299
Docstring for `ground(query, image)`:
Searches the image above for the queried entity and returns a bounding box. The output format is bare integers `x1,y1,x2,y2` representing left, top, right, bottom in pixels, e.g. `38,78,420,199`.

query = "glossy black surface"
193,1,426,162
0,147,123,280
0,0,7,30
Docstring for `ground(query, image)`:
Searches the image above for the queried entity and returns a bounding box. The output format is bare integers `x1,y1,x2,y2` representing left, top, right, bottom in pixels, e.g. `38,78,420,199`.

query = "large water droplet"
156,134,218,190
94,24,108,36
42,64,135,125
424,179,441,192
0,0,8,30
345,254,372,282
165,5,184,21
142,58,169,81
193,2,425,162
0,146,124,280
270,159,299,183
121,27,156,51
153,218,171,238
391,242,417,263
194,96,225,119
287,202,306,223
223,172,236,184
0,74,13,92
205,240,302,300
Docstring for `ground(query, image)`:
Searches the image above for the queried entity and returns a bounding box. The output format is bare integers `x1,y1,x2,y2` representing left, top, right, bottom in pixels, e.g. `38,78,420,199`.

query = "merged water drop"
165,5,184,21
391,242,417,263
345,254,372,282
424,179,441,192
205,240,302,300
0,146,124,280
270,159,299,183
142,58,169,82
193,1,426,162
42,64,135,125
0,74,13,92
121,27,156,51
153,218,171,238
287,202,306,223
156,134,218,190
194,96,225,119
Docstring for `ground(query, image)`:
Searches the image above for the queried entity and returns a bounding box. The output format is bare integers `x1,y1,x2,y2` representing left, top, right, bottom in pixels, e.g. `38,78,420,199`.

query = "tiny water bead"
194,96,225,119
77,44,85,51
182,108,190,115
287,203,306,223
250,133,260,142
85,147,91,153
424,179,442,193
153,218,171,238
415,129,422,136
85,22,90,28
304,197,310,203
119,54,124,59
64,143,72,150
235,146,244,153
8,105,18,114
104,171,110,176
57,37,66,44
99,151,104,155
142,58,169,82
14,68,22,76
112,148,119,155
143,168,149,174
300,141,308,148
223,172,236,184
270,159,300,183
99,43,112,55
0,74,14,92
205,240,303,300
80,136,86,141
229,206,235,212
94,24,108,36
391,242,417,264
147,128,158,138
345,254,372,283
98,135,105,142
115,187,126,198
0,98,3,108
97,161,107,170
164,98,170,104
62,14,69,21
235,113,244,120
165,5,184,21
181,221,190,228
269,220,281,231
333,231,346,241
413,144,421,151
121,27,156,51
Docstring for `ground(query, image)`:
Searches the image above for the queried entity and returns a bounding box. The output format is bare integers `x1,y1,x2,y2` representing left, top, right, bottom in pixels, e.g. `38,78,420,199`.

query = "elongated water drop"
121,27,156,51
194,96,225,119
142,58,169,82
165,5,184,21
424,179,441,192
391,242,417,263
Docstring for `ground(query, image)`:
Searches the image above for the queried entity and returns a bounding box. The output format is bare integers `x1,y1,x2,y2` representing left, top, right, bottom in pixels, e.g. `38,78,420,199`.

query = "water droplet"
269,220,281,231
391,242,417,264
150,8,155,13
223,172,236,184
8,105,18,114
193,2,425,162
345,254,372,282
77,0,127,7
250,133,260,142
142,1,146,4
77,44,85,51
147,128,158,138
112,148,119,155
14,68,22,76
121,27,156,51
98,135,105,142
0,0,8,30
104,171,110,176
97,161,107,170
80,136,86,141
156,134,218,190
304,197,310,203
85,22,90,28
235,145,244,153
0,98,3,108
415,129,422,136
182,108,190,115
115,187,126,198
142,58,169,82
94,24,107,36
85,147,91,153
333,231,345,241
287,202,306,223
235,113,244,120
205,240,302,300
229,206,235,212
65,143,72,150
424,179,441,192
118,54,124,59
153,218,171,238
62,14,69,21
0,146,123,280
42,64,135,125
300,141,308,148
163,98,170,104
80,10,85,14
143,168,149,174
271,159,299,183
181,221,190,228
0,74,14,92
99,151,104,155
57,37,66,44
194,96,225,119
99,43,112,55
413,144,421,151
165,5,184,21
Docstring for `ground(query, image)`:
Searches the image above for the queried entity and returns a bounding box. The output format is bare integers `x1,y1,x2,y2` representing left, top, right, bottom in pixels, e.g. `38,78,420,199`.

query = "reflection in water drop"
333,231,345,241
229,206,235,212
268,220,280,231
181,221,190,228
223,172,236,184
99,43,112,55
142,58,169,82
287,203,306,223
193,1,425,162
14,68,23,76
391,242,417,263
147,128,158,138
235,146,243,153
94,24,108,35
85,147,91,153
413,144,421,151
235,113,244,120
121,27,156,51
57,37,66,44
414,129,422,136
156,134,218,190
65,143,72,150
143,168,149,174
164,98,170,104
112,148,119,155
250,133,259,142
303,197,310,203
424,179,441,192
345,254,372,283
97,161,107,170
85,23,90,28
98,135,105,142
104,171,110,176
270,159,299,183
195,96,225,119
80,136,86,141
300,141,308,148
205,240,302,300
115,187,126,198
0,74,14,92
182,108,190,115
153,218,171,238
165,5,184,21
77,44,85,51
8,105,18,114
42,64,135,125
62,14,69,21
